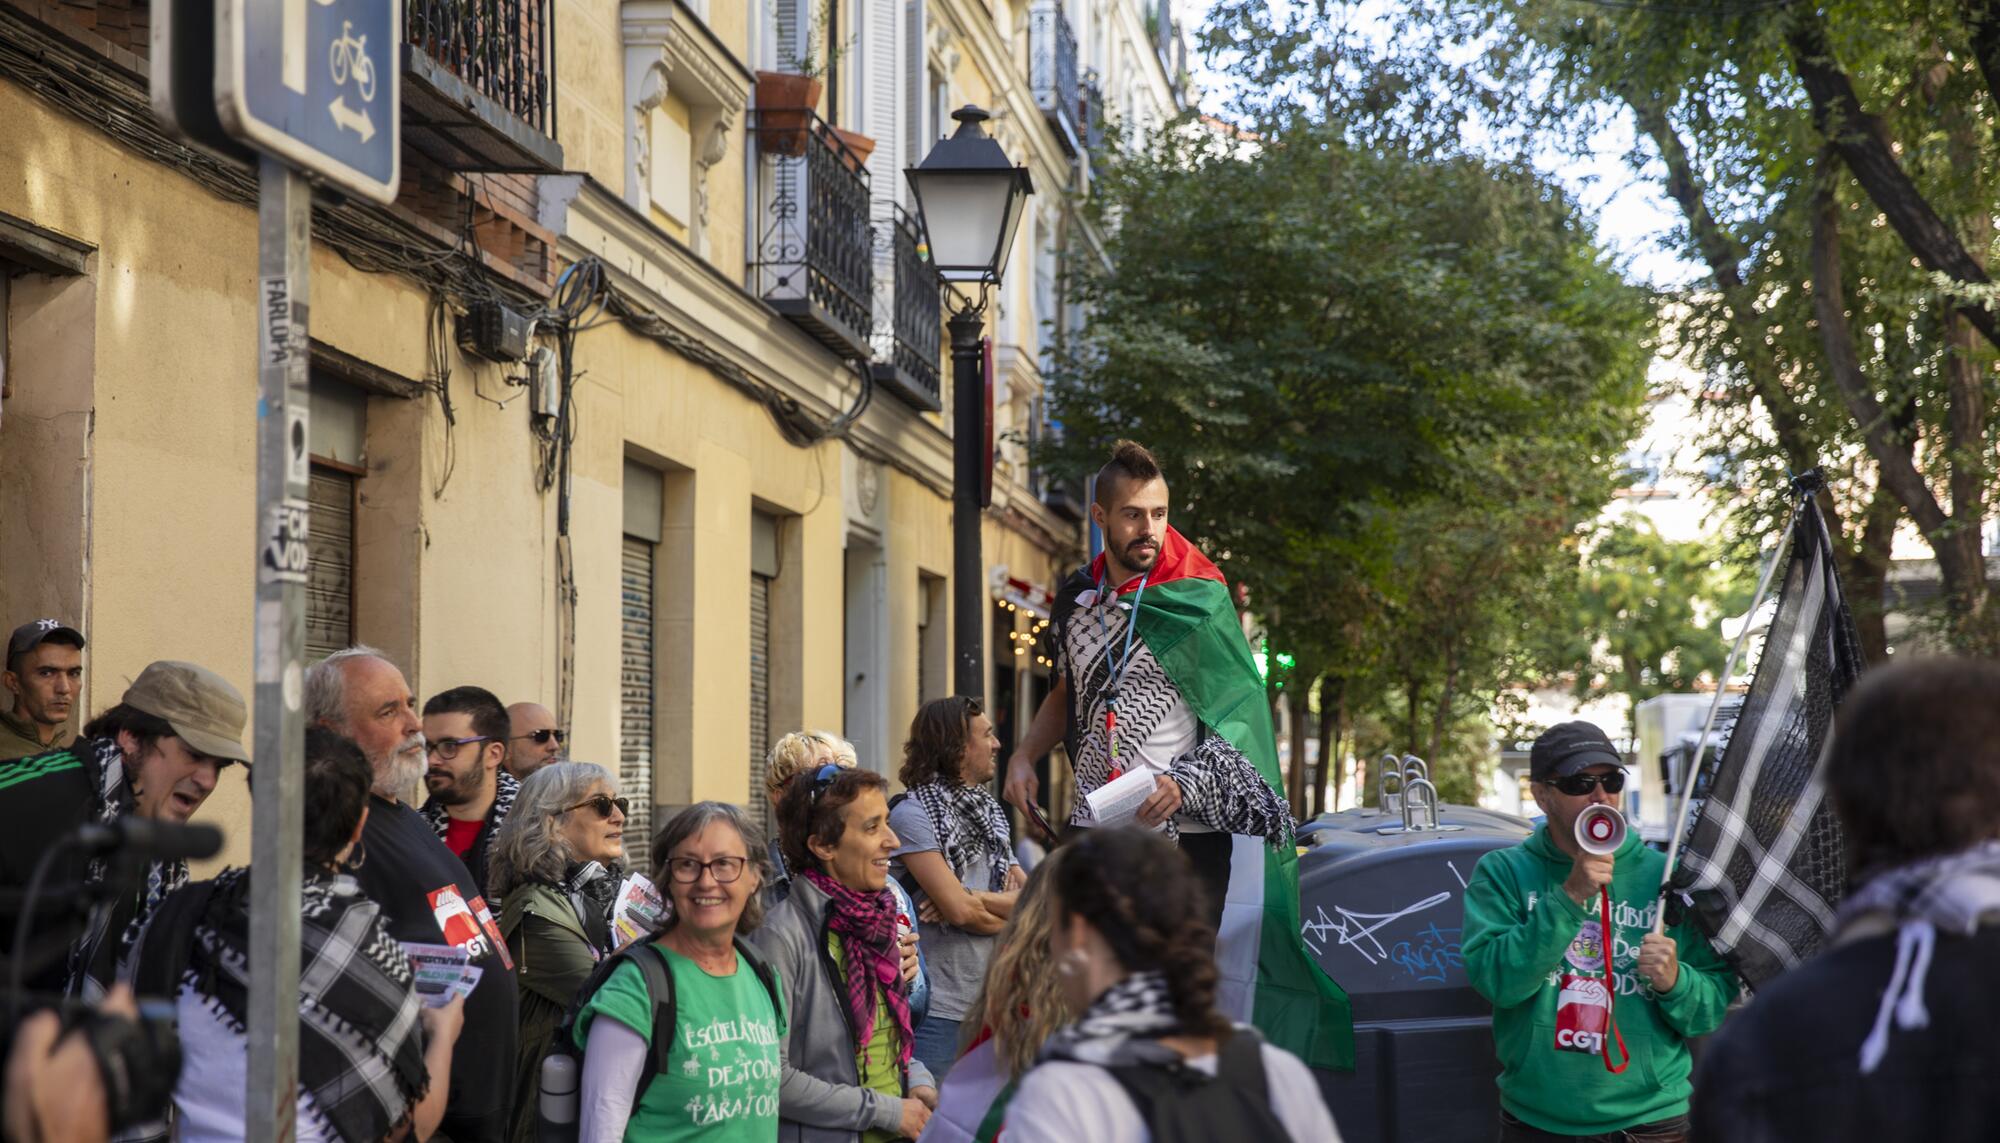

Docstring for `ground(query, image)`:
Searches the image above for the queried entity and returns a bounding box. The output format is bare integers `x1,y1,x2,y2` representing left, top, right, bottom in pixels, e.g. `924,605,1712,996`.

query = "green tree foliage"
1042,121,1652,810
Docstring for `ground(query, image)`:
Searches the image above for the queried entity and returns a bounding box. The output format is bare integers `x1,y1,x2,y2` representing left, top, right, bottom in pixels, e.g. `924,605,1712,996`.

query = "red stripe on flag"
1088,526,1226,593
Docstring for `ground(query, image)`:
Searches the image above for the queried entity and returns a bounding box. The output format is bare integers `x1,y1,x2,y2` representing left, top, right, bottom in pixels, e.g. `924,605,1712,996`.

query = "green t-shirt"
829,933,903,1143
574,943,785,1142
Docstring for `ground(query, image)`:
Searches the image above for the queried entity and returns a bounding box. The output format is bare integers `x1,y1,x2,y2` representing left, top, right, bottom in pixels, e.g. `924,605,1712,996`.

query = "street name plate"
217,0,402,203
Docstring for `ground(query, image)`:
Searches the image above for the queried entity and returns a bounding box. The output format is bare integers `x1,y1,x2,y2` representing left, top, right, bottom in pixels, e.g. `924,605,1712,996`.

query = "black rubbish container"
1301,787,1532,1143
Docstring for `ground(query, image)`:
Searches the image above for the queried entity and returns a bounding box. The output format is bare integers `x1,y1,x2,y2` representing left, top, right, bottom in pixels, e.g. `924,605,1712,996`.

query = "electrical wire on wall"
538,258,609,735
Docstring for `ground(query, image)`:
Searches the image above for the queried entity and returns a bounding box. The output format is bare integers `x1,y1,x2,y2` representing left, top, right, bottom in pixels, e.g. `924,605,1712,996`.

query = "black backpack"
1101,1029,1296,1143
538,936,783,1138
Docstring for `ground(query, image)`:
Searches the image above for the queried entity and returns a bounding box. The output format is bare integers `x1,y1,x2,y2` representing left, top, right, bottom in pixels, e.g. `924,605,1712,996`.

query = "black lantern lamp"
905,105,1035,700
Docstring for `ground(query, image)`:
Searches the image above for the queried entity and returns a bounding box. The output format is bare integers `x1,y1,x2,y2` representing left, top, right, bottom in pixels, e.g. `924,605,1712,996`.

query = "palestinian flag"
1090,526,1355,1070
921,1030,1014,1142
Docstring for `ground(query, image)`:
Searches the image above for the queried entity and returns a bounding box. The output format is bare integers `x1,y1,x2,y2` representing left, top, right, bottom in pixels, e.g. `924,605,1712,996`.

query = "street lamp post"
906,106,1034,704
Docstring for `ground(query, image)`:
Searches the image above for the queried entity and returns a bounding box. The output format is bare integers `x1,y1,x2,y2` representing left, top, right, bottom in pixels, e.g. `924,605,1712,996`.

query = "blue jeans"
910,1015,963,1085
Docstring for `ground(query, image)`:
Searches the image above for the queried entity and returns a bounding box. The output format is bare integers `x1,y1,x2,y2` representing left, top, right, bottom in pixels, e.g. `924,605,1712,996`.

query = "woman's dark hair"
777,765,888,875
1049,827,1229,1039
1829,656,2000,877
899,696,983,788
303,727,373,868
82,703,175,758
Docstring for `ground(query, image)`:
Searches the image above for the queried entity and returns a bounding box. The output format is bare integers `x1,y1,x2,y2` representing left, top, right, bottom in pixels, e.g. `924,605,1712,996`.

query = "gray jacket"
749,873,934,1142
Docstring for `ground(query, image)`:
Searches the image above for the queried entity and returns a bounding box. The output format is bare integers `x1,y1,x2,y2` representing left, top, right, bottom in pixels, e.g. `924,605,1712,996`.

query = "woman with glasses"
571,801,783,1141
490,762,628,1143
753,765,938,1142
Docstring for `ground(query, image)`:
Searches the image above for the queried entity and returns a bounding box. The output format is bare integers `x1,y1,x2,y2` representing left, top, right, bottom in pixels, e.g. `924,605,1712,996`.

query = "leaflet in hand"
404,942,482,1007
611,871,668,948
1085,766,1162,829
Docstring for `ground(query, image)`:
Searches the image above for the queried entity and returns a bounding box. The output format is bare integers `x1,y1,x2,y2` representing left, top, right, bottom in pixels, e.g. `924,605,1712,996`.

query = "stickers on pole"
261,498,311,584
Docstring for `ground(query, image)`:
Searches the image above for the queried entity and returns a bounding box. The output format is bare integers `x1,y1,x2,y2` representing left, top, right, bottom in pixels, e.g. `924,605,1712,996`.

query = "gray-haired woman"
571,802,785,1142
491,761,629,1143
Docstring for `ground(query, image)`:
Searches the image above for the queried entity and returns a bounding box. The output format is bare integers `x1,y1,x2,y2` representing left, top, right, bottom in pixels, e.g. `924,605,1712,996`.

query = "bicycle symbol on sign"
328,20,377,103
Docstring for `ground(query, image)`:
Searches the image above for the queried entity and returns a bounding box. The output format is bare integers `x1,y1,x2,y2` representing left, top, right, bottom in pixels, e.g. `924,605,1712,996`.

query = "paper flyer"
1085,766,1161,828
404,941,482,1007
611,871,668,947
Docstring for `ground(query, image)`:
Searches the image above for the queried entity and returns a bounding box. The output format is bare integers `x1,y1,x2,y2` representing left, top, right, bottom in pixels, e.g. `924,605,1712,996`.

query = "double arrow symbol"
329,97,375,142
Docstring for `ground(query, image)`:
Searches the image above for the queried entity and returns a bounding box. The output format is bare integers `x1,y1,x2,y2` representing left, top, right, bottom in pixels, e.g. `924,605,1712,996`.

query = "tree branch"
1784,7,2000,349
1962,0,2000,117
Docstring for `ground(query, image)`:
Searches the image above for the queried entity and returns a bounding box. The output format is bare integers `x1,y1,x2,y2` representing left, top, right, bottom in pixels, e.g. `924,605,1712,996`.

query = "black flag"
1669,480,1866,990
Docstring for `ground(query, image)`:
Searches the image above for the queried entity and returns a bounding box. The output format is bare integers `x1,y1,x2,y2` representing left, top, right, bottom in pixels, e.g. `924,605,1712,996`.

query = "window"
622,460,665,872
306,375,368,661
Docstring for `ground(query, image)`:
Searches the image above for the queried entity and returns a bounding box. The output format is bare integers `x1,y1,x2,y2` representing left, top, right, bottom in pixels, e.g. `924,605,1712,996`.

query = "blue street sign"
216,0,402,204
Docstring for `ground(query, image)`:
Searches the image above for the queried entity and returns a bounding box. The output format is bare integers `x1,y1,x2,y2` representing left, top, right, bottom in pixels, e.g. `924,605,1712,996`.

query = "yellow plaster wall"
555,0,629,194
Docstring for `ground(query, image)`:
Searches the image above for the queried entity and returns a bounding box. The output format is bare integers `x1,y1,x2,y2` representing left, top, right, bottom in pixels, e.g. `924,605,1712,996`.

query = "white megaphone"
1574,804,1626,856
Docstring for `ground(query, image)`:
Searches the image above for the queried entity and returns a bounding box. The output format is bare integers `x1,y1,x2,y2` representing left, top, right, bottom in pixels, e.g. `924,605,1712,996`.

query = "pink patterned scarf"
802,868,913,1066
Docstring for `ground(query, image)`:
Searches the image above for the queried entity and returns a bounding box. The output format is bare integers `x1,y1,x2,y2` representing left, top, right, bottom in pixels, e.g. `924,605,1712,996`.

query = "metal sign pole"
247,152,311,1141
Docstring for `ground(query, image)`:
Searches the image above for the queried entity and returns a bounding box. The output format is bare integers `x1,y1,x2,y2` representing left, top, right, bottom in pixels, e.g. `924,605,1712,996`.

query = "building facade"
0,0,1185,868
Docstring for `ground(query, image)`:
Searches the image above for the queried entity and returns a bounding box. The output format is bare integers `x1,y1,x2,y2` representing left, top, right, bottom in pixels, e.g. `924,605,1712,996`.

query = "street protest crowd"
3,441,1998,1143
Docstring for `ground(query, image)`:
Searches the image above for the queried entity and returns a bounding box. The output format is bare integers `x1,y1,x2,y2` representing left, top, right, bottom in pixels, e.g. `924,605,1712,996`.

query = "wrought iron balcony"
1082,75,1107,156
872,206,943,412
1030,0,1081,156
753,111,875,361
404,0,563,173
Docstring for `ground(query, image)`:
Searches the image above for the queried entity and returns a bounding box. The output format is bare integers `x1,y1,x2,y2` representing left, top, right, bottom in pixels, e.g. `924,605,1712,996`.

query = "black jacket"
1691,924,2000,1141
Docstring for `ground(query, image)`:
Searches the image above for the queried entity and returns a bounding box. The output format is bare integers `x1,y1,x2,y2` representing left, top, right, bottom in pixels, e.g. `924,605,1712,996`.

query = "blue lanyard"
1094,568,1149,767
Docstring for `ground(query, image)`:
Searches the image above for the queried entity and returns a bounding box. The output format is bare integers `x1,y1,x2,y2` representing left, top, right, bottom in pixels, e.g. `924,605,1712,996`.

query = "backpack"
1101,1029,1296,1143
537,936,783,1139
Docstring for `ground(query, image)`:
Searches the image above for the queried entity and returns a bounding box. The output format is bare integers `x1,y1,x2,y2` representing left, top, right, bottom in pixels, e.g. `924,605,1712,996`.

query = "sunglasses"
560,794,630,820
513,728,566,746
1547,771,1627,797
425,735,492,760
808,762,842,804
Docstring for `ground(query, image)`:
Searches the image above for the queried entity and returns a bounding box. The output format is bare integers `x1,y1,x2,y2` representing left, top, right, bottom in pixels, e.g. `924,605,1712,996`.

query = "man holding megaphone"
1463,721,1738,1143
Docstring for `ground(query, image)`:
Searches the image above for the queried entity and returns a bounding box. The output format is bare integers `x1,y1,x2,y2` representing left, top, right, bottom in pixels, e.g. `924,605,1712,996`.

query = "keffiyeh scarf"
1835,841,2000,1075
181,867,429,1141
803,868,913,1066
905,778,1013,892
419,767,519,846
69,736,188,997
1038,970,1183,1068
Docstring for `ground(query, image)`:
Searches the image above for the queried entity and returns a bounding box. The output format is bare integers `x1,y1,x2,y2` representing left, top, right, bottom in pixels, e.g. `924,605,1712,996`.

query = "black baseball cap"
1529,721,1626,782
7,619,85,668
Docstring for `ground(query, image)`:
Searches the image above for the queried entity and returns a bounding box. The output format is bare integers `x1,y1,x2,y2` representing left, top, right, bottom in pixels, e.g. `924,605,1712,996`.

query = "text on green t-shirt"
574,943,784,1142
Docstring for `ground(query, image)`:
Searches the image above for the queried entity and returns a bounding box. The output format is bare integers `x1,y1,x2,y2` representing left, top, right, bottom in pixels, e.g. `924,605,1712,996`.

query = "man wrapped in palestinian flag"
1002,440,1354,1074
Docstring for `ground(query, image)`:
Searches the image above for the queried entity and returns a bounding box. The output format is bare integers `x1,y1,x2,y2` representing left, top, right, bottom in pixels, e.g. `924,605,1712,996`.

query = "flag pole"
1652,487,1806,934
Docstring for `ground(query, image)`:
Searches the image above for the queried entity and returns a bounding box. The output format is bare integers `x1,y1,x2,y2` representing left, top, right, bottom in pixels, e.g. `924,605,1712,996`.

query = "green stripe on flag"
1133,574,1356,1070
0,750,82,793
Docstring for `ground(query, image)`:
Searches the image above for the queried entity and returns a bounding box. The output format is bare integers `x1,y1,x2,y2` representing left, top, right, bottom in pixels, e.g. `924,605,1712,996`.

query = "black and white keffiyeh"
906,778,1014,892
178,867,429,1141
1039,970,1183,1067
1054,583,1293,849
1834,841,2000,1075
419,767,519,846
69,736,189,997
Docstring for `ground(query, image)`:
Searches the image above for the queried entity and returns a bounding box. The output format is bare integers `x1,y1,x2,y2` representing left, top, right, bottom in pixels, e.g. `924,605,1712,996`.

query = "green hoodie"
1461,824,1736,1135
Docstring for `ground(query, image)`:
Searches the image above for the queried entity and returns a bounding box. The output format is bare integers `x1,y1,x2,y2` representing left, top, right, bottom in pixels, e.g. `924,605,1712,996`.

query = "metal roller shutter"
306,468,356,662
621,537,656,874
749,572,773,831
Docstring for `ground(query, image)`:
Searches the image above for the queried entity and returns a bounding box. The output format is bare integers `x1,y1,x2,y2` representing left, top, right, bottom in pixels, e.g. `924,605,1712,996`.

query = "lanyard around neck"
1094,567,1150,777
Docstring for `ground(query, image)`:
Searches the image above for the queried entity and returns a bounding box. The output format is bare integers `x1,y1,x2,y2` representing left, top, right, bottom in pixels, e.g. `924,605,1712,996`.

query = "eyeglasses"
425,735,492,760
1547,771,1627,797
512,728,566,746
667,856,749,884
560,794,630,820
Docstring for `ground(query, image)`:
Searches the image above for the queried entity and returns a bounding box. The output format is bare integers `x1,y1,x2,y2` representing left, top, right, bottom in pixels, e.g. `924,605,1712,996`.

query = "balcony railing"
753,111,875,361
404,0,563,172
872,206,943,412
1030,0,1081,156
1081,75,1107,155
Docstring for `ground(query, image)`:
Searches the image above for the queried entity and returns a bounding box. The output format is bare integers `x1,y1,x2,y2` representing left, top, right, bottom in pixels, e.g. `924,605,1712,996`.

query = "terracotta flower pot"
832,127,876,170
755,70,824,158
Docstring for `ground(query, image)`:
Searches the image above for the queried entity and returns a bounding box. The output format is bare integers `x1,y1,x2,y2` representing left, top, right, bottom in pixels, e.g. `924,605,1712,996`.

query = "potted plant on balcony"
756,0,854,158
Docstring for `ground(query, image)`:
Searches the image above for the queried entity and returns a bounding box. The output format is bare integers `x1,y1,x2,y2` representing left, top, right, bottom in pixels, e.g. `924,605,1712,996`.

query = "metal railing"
753,110,875,358
406,0,554,135
1030,0,1079,147
885,205,942,406
1081,75,1107,155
